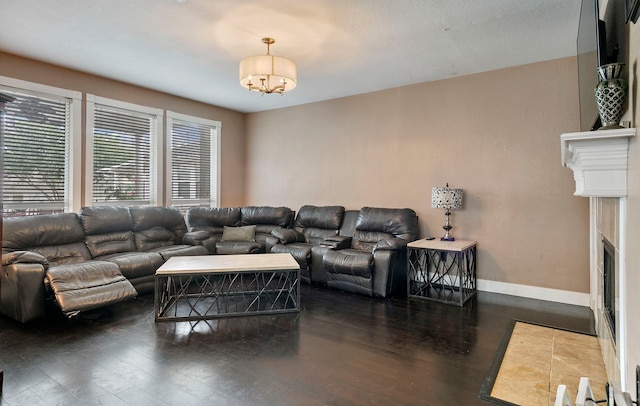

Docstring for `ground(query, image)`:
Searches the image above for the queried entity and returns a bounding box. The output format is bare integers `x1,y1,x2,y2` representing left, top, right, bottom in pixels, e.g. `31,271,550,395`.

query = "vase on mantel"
594,62,628,130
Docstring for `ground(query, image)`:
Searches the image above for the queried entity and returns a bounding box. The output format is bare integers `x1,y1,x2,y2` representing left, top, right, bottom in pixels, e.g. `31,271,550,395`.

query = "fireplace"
561,128,636,393
603,237,616,342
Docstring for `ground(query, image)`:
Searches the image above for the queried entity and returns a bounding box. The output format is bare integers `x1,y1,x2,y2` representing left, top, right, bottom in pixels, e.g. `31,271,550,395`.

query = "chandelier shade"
239,38,297,95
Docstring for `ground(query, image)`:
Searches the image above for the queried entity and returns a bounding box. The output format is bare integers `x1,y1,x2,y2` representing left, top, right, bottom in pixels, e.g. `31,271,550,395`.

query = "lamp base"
441,209,455,241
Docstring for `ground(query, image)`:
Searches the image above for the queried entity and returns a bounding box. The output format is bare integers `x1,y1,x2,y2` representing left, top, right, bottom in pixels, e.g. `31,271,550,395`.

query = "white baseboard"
477,278,590,307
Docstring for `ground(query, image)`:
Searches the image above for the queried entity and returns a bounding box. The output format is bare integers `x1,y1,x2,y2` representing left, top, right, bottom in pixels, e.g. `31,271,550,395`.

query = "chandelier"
239,38,297,95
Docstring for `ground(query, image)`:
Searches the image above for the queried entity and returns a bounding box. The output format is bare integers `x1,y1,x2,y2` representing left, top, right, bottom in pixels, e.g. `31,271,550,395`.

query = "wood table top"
156,253,300,275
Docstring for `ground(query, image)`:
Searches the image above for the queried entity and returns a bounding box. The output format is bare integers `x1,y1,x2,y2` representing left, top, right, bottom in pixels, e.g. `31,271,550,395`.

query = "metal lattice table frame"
154,254,300,322
407,239,477,306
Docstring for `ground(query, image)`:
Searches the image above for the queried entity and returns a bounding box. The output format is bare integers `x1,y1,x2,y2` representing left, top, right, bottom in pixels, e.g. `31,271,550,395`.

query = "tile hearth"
491,322,607,406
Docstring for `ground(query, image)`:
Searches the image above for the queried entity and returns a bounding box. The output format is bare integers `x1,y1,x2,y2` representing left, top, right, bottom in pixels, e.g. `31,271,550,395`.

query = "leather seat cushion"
271,243,312,267
215,241,263,255
46,261,137,314
145,244,209,261
94,251,164,280
323,249,374,278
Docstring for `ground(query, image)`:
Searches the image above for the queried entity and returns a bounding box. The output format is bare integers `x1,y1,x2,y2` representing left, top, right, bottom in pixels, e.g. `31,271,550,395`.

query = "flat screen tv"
577,0,606,131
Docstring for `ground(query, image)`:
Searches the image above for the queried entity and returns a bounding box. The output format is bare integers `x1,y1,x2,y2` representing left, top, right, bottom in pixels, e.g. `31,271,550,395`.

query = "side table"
407,239,477,306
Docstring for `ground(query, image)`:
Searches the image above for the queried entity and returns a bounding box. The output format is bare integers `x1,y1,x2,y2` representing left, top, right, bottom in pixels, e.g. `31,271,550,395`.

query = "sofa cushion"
3,213,85,249
32,243,93,266
355,207,418,241
215,241,262,255
80,206,133,235
144,244,209,261
296,205,345,230
134,227,176,251
271,243,312,268
46,261,137,314
84,231,136,258
186,207,242,232
130,206,188,245
221,225,256,242
94,251,164,280
241,206,293,229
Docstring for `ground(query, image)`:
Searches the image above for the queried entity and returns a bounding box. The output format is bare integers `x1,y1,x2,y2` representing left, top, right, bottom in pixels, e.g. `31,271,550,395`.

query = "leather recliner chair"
271,205,347,283
322,207,418,297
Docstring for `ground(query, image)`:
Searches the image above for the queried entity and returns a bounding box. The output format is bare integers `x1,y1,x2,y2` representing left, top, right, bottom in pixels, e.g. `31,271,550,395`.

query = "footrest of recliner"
323,250,374,278
45,261,137,316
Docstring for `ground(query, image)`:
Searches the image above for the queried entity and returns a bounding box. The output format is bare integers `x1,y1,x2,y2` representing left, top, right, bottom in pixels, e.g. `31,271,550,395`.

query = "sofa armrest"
320,236,352,250
1,262,47,323
372,238,407,253
183,231,210,246
271,228,304,244
2,251,49,268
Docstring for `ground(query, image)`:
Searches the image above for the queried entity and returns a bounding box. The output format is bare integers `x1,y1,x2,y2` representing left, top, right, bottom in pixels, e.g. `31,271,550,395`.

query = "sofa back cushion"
84,232,136,258
130,206,188,250
295,205,345,244
339,210,360,237
80,206,136,258
3,213,92,265
241,206,294,235
352,207,418,252
80,206,133,235
186,207,242,235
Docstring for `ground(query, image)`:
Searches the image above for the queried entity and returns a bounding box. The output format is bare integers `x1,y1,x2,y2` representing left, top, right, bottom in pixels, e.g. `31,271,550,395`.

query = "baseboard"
477,278,590,307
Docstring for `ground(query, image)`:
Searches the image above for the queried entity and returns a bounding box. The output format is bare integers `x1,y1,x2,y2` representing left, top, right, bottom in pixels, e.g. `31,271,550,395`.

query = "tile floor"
491,322,607,405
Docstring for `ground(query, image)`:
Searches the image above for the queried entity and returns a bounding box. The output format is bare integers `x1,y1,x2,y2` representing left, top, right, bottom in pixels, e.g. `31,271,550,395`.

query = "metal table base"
407,239,477,306
154,255,300,322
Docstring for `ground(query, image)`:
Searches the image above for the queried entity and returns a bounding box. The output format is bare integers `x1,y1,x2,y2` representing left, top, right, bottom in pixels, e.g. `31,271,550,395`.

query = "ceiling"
0,0,582,113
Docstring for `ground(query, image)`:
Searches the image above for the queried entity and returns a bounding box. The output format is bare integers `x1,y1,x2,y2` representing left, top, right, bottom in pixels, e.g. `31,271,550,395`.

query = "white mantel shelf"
561,128,636,197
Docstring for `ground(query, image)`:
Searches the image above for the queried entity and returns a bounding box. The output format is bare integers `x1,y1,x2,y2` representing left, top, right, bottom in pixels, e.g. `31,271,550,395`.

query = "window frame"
86,94,164,207
166,111,221,209
0,76,82,214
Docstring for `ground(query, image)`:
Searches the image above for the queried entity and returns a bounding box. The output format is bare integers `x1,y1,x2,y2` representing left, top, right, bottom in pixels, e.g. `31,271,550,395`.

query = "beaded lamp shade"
431,186,463,210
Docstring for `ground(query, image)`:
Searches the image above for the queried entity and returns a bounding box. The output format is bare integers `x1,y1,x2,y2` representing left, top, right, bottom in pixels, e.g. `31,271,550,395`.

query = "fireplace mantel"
561,128,636,197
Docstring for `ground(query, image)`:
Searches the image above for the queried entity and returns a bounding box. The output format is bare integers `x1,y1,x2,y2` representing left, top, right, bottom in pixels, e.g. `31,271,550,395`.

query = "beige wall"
623,19,640,394
0,51,246,207
245,57,590,292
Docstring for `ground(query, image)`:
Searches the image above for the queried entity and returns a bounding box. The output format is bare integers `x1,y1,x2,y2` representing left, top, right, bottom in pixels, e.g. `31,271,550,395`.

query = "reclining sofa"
270,206,417,297
1,206,208,323
270,205,354,284
185,206,294,254
1,203,418,323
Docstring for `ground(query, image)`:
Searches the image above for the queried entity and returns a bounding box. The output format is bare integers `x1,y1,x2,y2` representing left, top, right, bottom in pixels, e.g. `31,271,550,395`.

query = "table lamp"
431,183,463,241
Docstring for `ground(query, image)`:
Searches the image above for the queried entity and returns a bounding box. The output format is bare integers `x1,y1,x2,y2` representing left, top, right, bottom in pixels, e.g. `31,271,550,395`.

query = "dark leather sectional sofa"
1,204,418,323
1,206,209,323
188,205,418,298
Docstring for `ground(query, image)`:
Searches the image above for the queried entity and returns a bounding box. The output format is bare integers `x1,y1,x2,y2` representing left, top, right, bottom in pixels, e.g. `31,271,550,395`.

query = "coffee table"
154,253,300,322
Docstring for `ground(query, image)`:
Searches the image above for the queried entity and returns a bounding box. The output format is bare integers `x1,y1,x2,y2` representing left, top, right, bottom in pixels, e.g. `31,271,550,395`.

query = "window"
166,111,220,210
86,95,163,206
0,77,81,216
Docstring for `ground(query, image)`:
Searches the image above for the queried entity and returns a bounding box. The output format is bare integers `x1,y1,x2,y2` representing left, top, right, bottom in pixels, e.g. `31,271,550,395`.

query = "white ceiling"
0,0,582,113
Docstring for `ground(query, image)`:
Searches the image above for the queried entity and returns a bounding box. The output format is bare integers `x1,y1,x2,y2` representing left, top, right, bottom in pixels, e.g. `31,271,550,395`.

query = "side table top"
407,238,476,252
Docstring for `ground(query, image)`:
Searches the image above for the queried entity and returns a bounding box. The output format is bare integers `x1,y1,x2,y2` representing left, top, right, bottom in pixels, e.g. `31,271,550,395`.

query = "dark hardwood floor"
0,284,593,405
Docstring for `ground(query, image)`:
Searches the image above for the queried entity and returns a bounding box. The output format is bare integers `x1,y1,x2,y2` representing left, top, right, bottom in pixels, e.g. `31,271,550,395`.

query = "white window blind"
167,112,220,210
1,89,70,216
88,96,162,206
